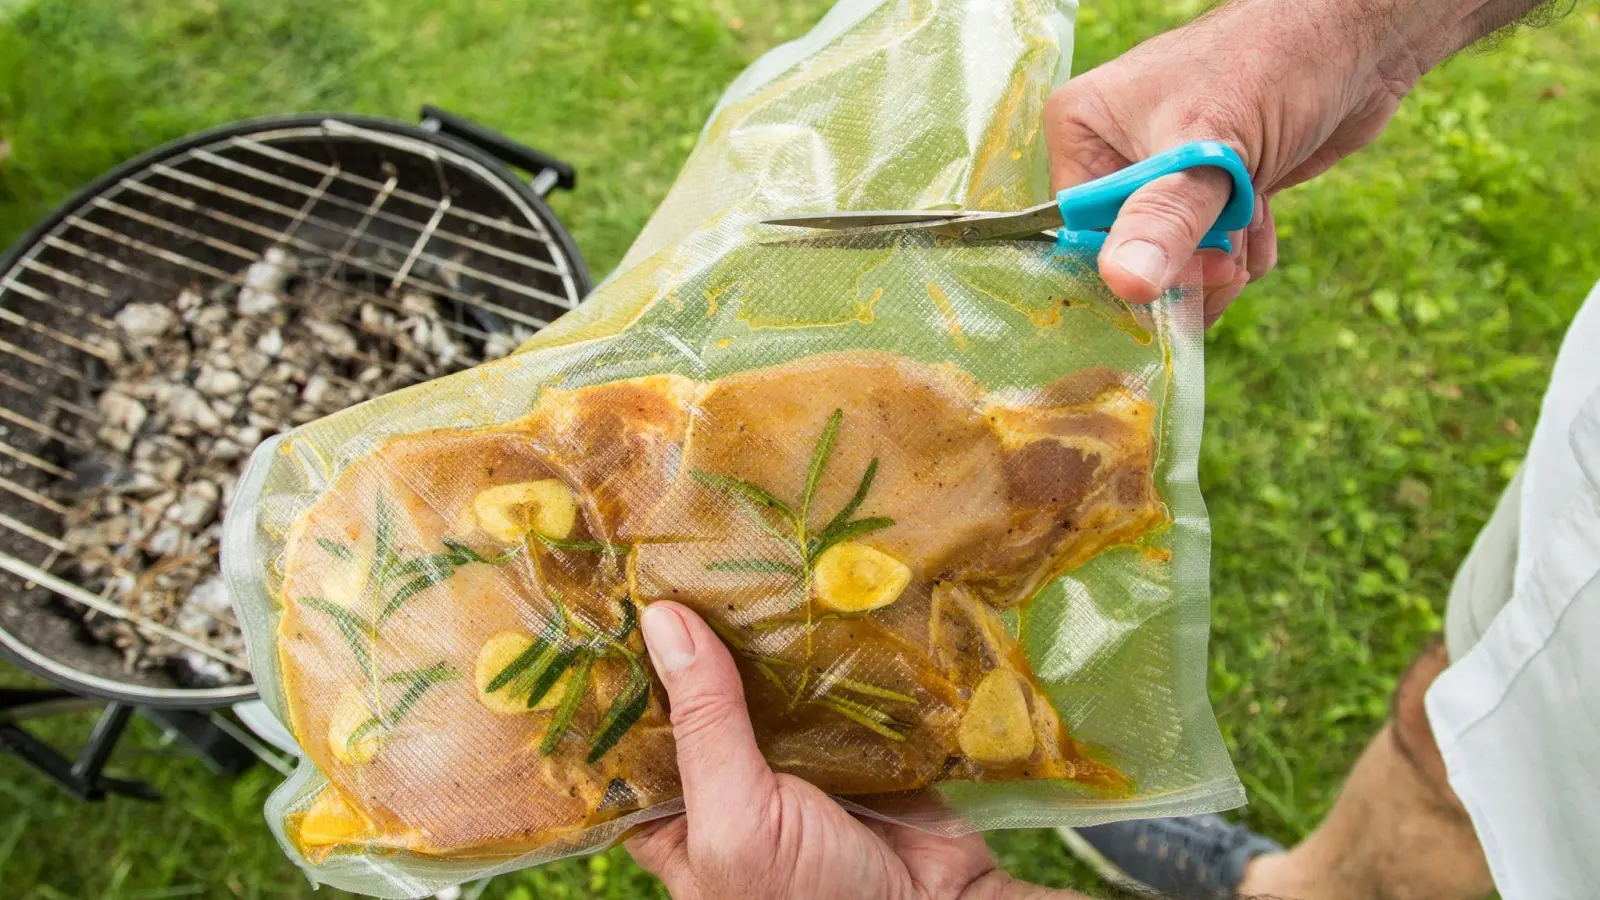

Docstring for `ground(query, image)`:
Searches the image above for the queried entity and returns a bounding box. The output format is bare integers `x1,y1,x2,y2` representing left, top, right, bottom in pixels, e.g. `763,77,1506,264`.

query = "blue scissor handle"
1054,141,1252,255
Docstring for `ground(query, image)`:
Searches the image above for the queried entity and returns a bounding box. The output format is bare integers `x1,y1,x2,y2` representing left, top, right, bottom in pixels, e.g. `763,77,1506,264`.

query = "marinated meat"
278,351,1162,858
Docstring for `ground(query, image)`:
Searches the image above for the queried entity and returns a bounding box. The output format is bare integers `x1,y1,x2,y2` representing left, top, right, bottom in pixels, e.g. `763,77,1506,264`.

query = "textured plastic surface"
220,1,1243,896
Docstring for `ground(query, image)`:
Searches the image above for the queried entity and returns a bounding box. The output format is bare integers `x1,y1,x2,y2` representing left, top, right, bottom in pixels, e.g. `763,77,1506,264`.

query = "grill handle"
419,105,577,197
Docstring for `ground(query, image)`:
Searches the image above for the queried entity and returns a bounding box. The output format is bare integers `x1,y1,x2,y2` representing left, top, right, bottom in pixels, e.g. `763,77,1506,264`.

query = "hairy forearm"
1317,0,1550,71
1193,0,1554,97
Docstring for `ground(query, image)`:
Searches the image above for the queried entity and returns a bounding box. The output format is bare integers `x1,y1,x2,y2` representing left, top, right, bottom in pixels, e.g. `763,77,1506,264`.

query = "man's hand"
1047,0,1532,323
625,602,1078,900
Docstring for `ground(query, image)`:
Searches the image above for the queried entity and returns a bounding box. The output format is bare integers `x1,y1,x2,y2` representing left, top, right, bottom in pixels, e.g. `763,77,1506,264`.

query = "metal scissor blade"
763,200,1066,244
760,210,969,229
918,201,1065,242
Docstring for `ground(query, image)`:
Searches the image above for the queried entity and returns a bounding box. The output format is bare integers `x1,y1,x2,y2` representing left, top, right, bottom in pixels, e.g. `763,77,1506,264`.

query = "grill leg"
0,697,160,802
142,708,258,777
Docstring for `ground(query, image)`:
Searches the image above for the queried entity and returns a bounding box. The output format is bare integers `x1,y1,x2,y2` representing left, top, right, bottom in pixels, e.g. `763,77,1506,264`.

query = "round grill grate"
0,113,590,707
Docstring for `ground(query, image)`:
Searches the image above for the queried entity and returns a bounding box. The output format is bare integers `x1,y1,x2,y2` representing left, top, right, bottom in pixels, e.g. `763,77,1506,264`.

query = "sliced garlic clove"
471,479,579,544
319,556,368,611
327,687,382,765
297,787,371,848
812,542,911,614
958,669,1035,766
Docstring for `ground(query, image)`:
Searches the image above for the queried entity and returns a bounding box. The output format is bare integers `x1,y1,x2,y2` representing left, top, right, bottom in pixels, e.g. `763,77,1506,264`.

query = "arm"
1047,0,1557,320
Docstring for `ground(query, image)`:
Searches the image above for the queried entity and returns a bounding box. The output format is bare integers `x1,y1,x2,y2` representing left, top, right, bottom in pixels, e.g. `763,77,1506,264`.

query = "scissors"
762,141,1254,256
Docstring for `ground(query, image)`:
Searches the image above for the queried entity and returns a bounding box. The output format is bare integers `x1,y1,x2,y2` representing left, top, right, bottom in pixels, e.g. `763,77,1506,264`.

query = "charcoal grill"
0,108,590,792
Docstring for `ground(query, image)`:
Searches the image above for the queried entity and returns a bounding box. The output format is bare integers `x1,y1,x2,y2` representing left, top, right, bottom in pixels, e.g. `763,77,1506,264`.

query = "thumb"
640,602,778,825
1097,166,1233,305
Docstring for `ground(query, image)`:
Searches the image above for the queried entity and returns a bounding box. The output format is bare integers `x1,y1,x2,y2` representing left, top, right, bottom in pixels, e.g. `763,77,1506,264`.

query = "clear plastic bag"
221,1,1243,895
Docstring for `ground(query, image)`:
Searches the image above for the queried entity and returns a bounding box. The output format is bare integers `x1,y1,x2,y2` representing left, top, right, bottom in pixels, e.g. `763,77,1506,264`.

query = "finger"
1041,87,1130,191
1204,269,1250,327
625,814,690,880
1246,195,1277,282
1097,167,1232,305
640,602,778,827
1197,249,1236,291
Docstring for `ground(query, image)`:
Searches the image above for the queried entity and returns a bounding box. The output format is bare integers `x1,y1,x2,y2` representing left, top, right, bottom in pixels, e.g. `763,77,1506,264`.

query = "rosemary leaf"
383,662,458,723
540,650,595,756
691,470,796,538
533,532,624,555
750,610,873,631
752,659,789,694
819,457,879,539
486,637,550,693
612,595,638,640
818,692,895,723
706,558,804,576
809,516,896,562
801,409,843,525
825,675,917,705
370,492,397,587
386,553,457,582
526,646,581,709
815,697,908,741
346,716,382,751
441,537,524,566
300,596,372,678
586,656,650,763
377,569,452,624
381,661,456,685
316,538,354,561
563,607,604,641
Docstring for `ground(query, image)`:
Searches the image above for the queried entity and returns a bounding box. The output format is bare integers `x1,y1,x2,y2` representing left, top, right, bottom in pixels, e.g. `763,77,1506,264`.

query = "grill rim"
0,110,593,708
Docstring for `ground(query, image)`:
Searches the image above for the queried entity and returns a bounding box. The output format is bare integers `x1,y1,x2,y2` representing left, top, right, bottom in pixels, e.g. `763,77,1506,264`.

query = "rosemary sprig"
807,516,895,562
690,470,795,541
694,409,899,708
483,593,649,762
369,492,397,588
300,596,373,679
749,610,872,631
612,595,638,641
346,662,458,751
533,532,629,555
487,613,564,693
316,538,354,561
440,537,523,566
711,619,917,740
707,558,804,576
525,646,581,709
800,409,842,529
373,524,523,624
587,653,650,764
308,492,524,686
540,649,595,755
379,565,457,624
816,695,910,742
694,409,897,586
818,457,877,540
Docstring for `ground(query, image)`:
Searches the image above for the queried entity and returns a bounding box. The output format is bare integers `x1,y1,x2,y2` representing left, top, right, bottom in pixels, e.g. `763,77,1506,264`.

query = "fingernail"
1108,239,1167,288
1249,195,1266,233
641,605,695,673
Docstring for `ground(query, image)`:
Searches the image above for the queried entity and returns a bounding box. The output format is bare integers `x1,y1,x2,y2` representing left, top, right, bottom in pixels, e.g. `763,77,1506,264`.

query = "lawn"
2,0,1598,898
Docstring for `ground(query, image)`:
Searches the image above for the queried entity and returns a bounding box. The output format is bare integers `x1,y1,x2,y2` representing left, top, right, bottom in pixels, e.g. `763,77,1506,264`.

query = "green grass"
3,0,1599,897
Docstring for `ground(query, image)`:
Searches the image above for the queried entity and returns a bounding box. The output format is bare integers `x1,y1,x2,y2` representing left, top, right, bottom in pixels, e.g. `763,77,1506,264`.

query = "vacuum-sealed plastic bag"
221,0,1244,895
